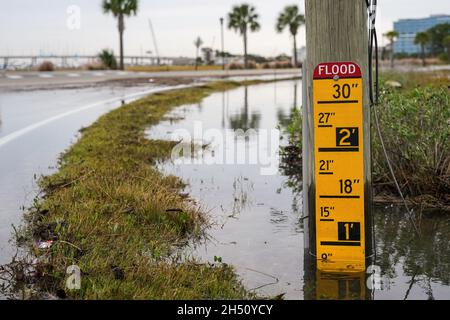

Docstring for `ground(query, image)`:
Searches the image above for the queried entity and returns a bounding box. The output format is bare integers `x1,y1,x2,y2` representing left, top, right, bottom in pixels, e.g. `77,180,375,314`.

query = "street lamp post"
220,17,225,71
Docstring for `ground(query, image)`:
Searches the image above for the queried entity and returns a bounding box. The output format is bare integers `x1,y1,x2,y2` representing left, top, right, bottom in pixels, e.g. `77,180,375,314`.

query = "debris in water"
36,240,53,249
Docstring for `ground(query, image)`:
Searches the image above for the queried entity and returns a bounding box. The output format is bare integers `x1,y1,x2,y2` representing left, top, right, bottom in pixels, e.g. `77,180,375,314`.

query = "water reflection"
276,83,298,129
221,92,226,129
228,87,261,131
373,207,450,299
313,272,368,300
300,208,450,300
230,176,254,218
147,80,303,299
278,86,302,194
302,249,372,300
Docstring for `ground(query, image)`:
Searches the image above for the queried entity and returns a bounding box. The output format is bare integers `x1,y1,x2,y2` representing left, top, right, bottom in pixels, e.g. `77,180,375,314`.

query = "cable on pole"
364,0,420,237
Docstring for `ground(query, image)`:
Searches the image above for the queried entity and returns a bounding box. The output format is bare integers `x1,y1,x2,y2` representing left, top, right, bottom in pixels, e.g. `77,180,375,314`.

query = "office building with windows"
393,14,450,54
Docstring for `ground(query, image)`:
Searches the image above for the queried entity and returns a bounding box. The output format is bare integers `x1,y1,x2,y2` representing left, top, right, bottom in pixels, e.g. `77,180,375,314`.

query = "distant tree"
98,49,118,69
215,50,234,58
384,31,399,68
227,4,261,69
102,0,139,70
414,32,430,66
194,37,203,70
246,54,268,64
426,23,450,56
276,5,305,67
443,35,450,61
275,54,291,61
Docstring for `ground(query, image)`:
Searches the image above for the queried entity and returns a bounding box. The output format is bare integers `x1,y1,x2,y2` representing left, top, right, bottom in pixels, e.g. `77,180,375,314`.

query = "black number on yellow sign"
339,179,353,194
338,222,361,241
318,112,335,124
320,207,331,217
339,179,360,194
336,127,359,147
332,84,351,99
319,160,334,171
332,83,358,99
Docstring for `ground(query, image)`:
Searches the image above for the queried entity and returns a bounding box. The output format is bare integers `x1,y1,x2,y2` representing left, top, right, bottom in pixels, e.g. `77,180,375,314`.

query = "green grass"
372,72,449,208
9,79,299,300
379,70,450,90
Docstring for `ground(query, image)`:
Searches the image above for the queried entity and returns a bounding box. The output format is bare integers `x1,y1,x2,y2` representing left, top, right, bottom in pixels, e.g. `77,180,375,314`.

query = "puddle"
146,79,450,300
200,72,300,83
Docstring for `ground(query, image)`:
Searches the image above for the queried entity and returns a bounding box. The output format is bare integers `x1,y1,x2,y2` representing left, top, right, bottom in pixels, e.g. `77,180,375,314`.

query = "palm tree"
227,4,260,69
194,37,203,71
384,31,399,68
98,49,118,70
414,32,430,67
276,5,305,68
102,0,139,70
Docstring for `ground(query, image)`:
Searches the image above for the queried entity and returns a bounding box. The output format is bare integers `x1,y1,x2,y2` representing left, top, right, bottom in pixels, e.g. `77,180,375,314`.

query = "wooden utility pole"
303,0,372,276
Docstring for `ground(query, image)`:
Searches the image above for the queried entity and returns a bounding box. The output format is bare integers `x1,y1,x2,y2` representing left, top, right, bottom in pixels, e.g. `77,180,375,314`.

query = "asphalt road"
0,68,301,90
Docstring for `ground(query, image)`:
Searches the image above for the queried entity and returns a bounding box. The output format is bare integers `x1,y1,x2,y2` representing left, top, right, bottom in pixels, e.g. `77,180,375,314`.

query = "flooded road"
0,83,180,266
147,80,303,299
147,79,450,300
1,77,448,300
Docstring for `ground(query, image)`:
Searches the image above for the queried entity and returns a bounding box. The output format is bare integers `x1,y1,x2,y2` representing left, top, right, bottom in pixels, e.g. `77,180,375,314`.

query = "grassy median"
9,79,297,299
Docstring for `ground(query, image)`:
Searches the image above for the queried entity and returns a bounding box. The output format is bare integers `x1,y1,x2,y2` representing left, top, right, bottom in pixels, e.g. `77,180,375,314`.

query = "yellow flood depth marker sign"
313,61,366,273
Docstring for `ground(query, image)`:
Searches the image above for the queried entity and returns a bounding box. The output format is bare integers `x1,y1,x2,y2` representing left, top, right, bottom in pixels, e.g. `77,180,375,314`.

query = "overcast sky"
0,0,449,57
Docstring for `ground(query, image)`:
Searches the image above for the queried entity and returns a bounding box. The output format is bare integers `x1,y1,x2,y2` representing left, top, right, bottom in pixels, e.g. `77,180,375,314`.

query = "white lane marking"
116,71,128,76
39,74,54,78
6,75,23,79
67,73,80,77
93,72,105,77
0,85,189,149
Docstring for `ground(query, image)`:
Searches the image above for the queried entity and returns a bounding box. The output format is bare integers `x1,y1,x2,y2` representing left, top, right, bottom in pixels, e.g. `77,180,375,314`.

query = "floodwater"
0,83,177,266
202,72,300,83
146,79,450,300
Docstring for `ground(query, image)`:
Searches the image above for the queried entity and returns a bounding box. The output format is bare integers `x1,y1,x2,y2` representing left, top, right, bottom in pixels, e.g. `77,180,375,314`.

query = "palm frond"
276,5,304,36
102,0,138,17
227,3,260,36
